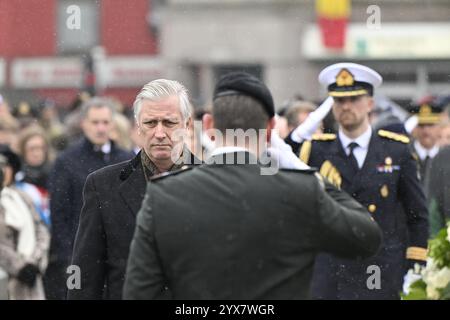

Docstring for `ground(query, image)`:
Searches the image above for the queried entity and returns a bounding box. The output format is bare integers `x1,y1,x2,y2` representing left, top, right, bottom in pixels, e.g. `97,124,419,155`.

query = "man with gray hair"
68,79,199,299
46,97,133,299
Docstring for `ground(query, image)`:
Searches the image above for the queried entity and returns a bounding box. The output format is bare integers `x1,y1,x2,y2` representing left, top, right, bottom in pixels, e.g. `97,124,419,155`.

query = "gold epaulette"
299,140,312,164
319,160,342,189
377,129,410,144
312,133,337,141
406,246,427,261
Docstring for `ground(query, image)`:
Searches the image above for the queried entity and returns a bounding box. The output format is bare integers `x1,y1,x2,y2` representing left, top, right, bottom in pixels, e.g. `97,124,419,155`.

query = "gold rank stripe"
406,247,428,261
329,89,368,97
418,115,441,124
312,133,336,141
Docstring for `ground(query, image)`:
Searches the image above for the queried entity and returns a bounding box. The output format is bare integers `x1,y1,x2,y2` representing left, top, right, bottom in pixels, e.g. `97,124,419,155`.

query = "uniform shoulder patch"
377,129,410,144
150,165,194,182
312,133,337,141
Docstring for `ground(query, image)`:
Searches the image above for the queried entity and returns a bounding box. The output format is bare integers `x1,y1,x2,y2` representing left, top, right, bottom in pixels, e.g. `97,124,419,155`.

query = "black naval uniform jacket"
123,151,382,300
286,129,429,299
68,150,200,300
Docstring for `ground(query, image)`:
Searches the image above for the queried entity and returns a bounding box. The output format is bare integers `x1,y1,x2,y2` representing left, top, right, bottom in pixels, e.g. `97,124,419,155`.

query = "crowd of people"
0,61,449,300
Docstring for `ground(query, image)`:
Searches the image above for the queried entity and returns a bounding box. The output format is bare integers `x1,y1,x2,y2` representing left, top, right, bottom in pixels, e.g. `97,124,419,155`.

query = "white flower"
423,266,450,299
423,258,438,275
426,285,440,300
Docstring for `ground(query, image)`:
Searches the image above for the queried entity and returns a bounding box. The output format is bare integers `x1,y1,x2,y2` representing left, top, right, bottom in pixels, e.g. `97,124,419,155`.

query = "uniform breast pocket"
375,171,399,200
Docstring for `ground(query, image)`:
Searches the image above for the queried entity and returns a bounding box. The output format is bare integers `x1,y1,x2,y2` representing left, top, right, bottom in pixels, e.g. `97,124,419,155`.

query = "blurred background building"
0,0,450,110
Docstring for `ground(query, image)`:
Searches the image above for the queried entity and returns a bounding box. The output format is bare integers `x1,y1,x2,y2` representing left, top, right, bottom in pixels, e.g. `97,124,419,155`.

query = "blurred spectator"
438,121,450,147
16,126,53,226
37,99,66,152
0,145,50,300
45,97,133,300
408,98,444,191
285,100,317,133
0,118,20,148
0,96,20,147
17,126,54,189
11,101,40,129
427,145,450,236
109,113,133,151
64,92,92,145
274,102,290,139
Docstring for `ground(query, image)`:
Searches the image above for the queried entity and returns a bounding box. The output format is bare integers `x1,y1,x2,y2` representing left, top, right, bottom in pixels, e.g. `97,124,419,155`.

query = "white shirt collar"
101,141,112,154
414,140,439,160
210,146,249,157
339,126,372,154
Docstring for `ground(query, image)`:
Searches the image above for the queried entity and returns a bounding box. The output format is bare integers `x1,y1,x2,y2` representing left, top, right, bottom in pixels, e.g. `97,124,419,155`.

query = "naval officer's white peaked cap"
319,62,383,97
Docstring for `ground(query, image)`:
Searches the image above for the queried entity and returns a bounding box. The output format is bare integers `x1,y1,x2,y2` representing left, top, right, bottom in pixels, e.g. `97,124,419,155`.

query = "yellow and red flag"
316,0,351,49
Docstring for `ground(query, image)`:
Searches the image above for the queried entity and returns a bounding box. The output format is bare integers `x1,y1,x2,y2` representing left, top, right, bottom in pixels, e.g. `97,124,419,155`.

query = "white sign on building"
11,57,83,88
10,56,163,89
97,56,163,88
303,23,450,60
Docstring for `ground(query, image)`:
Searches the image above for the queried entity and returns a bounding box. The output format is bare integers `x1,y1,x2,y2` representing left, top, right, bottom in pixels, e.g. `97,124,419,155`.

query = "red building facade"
0,0,159,107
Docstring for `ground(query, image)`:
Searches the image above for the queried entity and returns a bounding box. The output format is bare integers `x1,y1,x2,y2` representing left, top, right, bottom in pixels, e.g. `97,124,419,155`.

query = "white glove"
404,115,418,135
402,263,423,295
290,96,334,143
269,129,310,170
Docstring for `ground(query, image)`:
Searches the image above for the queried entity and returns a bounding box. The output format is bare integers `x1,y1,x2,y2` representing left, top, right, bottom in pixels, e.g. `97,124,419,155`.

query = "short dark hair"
212,95,269,133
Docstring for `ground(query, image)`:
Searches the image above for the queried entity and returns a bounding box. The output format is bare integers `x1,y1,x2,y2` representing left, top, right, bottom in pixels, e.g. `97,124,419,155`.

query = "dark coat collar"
118,151,147,217
118,149,202,217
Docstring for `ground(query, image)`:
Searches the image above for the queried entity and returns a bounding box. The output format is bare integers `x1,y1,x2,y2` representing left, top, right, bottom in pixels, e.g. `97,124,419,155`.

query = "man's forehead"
142,95,180,107
86,106,112,117
140,98,182,116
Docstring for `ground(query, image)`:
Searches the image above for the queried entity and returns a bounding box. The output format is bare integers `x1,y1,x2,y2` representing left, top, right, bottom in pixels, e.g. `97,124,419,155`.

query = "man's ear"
185,117,192,129
266,117,276,142
203,113,214,131
367,96,375,113
203,113,216,142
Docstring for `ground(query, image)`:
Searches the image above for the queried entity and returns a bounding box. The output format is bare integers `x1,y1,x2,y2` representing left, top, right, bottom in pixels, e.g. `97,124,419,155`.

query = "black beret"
213,72,275,117
0,144,21,175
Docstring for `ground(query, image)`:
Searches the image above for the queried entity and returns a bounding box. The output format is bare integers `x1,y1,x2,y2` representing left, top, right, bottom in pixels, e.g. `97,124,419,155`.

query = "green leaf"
438,282,450,300
428,226,450,268
402,279,428,300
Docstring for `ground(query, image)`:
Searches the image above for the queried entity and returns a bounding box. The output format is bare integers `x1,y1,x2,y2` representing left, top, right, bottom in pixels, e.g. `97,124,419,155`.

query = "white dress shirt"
413,140,439,161
209,146,249,157
338,126,372,169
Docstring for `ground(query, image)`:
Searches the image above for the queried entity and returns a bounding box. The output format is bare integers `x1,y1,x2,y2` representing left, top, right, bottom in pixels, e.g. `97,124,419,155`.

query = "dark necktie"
420,155,430,183
348,142,360,174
